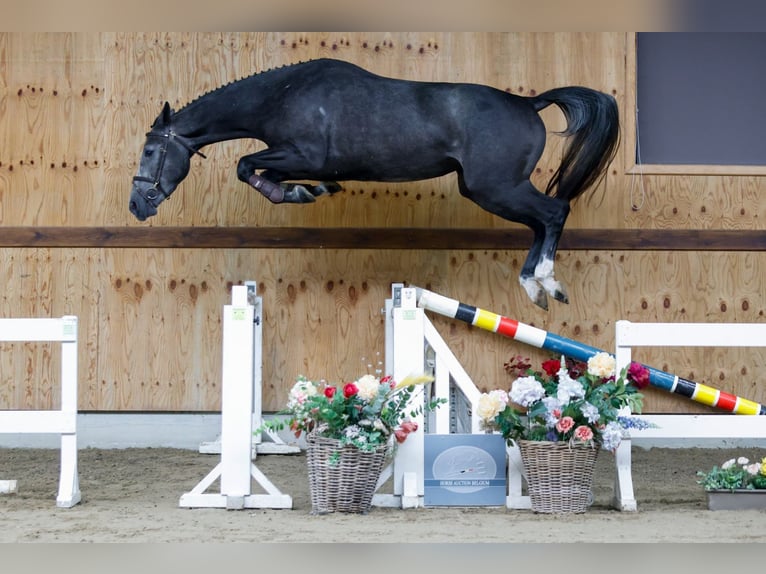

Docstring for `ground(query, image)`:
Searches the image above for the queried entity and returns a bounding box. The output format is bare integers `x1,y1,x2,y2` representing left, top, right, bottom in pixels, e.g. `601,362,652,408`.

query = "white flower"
556,371,585,405
600,421,624,452
510,376,546,407
541,396,563,428
355,374,381,402
745,463,761,476
587,352,616,379
476,390,508,422
721,458,736,470
737,456,750,465
343,425,361,439
580,402,600,424
287,379,318,409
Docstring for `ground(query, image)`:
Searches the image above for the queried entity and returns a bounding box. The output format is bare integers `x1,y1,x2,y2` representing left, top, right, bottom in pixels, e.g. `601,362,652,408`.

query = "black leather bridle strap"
132,131,207,206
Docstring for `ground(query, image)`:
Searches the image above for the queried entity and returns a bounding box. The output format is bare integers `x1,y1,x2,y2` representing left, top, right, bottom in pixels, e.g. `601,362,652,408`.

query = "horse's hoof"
318,181,343,195
552,287,569,304
293,185,317,203
520,276,548,310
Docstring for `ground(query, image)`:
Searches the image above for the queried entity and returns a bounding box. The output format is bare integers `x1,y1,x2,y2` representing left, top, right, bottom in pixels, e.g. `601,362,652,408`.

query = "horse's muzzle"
129,188,157,222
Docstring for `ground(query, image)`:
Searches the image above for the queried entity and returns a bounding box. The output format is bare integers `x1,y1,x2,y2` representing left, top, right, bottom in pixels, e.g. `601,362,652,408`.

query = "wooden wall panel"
2,32,766,417
2,246,766,414
0,33,107,227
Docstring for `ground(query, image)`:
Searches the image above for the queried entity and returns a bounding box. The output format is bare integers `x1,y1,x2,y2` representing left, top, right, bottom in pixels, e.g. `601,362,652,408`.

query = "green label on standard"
232,308,246,320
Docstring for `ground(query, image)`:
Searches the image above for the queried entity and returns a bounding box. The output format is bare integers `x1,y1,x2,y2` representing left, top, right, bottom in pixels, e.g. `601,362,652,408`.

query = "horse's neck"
174,102,261,148
173,79,270,148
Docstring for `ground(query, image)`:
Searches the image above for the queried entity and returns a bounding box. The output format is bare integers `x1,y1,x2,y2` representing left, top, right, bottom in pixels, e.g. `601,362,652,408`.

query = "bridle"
132,130,207,206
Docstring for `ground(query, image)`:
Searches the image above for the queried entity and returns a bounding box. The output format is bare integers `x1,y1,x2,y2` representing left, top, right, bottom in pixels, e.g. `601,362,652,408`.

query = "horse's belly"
319,154,457,182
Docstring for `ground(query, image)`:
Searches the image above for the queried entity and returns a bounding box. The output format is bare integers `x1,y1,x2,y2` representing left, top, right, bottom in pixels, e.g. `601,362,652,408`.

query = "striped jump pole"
413,286,766,415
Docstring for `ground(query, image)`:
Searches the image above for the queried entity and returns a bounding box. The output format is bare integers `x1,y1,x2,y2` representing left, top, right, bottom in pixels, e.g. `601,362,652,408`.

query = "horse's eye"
144,149,154,158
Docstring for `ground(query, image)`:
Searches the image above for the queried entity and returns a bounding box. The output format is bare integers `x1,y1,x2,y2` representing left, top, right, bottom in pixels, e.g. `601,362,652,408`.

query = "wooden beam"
0,227,764,250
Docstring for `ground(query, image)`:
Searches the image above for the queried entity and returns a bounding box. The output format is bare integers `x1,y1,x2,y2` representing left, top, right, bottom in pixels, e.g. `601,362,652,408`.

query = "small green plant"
697,456,766,491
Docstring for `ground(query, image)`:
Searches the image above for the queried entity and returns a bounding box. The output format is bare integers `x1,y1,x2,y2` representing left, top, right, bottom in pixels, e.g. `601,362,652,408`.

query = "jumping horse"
130,58,619,310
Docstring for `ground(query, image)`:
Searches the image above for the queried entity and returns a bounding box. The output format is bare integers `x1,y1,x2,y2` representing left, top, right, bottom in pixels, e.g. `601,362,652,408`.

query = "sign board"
424,434,506,507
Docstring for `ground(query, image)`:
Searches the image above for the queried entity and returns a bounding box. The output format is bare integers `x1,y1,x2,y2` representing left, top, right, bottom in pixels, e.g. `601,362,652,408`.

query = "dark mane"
179,61,307,111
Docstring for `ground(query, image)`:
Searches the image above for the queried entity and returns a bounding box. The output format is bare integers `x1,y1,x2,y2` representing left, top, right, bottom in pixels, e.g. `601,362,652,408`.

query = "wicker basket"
306,433,389,514
517,439,600,514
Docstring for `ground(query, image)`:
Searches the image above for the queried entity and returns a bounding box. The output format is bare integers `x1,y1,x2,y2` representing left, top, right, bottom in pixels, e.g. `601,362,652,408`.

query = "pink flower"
324,386,336,399
394,421,419,444
555,416,575,433
399,421,418,433
573,425,594,442
342,382,358,398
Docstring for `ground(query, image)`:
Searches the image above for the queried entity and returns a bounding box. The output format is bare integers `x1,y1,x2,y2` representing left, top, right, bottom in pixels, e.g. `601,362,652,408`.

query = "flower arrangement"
477,352,652,451
697,456,766,491
261,372,445,453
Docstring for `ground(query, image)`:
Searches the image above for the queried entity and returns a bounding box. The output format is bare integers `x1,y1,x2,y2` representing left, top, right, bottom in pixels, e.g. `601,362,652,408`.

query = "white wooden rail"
614,320,766,511
0,316,80,508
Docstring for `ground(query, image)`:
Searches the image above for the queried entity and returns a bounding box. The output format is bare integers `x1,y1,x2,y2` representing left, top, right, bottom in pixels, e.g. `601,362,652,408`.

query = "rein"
132,131,207,205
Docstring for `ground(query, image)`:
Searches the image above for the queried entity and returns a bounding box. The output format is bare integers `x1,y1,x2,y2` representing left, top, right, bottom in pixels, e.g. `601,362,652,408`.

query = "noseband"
132,130,207,206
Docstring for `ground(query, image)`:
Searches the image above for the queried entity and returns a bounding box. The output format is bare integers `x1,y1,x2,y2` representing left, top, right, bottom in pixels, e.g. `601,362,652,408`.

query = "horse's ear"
161,101,173,125
151,102,174,129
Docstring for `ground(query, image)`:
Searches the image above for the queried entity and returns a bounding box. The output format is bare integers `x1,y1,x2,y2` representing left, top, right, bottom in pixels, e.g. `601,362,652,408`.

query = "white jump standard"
179,284,292,510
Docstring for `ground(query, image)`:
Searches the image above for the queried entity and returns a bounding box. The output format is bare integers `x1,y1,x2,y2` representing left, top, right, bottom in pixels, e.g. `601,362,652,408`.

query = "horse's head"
129,102,206,221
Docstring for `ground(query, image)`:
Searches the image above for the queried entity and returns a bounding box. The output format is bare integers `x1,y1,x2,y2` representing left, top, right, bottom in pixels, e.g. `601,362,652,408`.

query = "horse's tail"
530,86,620,201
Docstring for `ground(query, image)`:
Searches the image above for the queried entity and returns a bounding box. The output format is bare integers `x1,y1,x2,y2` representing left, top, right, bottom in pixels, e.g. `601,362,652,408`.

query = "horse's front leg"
251,176,342,204
237,150,342,204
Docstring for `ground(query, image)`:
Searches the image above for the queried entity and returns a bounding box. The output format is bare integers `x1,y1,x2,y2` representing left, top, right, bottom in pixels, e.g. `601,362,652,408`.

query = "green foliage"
697,456,766,491
256,372,446,453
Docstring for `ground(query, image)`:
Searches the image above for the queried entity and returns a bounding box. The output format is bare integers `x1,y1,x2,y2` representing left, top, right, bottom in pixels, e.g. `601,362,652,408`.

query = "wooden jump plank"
0,227,764,250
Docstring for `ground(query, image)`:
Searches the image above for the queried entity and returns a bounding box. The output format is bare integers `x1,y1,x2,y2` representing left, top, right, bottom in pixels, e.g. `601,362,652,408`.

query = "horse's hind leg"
518,225,570,311
524,191,570,308
518,228,550,310
461,176,570,309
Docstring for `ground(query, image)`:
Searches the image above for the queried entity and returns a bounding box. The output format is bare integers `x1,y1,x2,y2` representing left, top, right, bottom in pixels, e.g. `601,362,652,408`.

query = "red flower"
541,359,561,377
324,386,336,399
380,375,394,388
627,362,650,390
503,355,532,377
342,382,358,398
